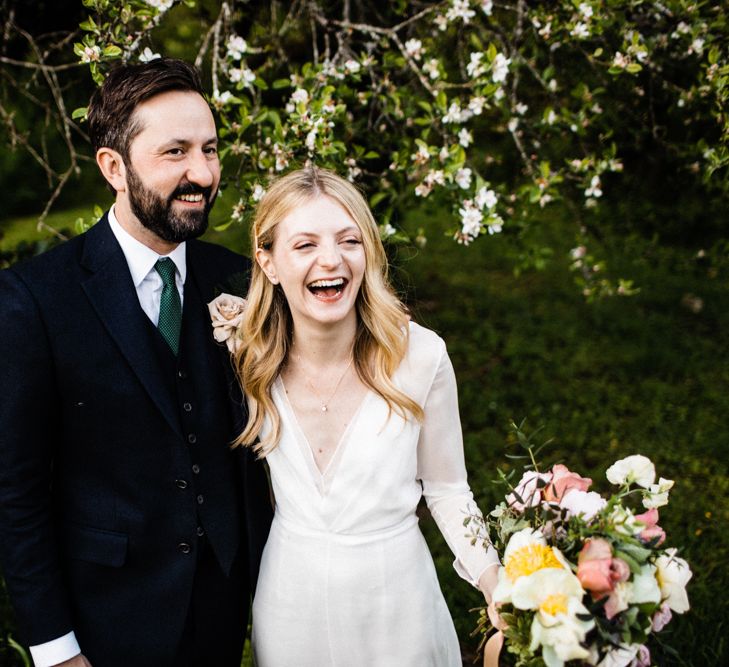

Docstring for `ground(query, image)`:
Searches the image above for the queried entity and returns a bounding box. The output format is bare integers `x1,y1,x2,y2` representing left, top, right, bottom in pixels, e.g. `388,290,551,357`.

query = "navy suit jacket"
0,215,272,660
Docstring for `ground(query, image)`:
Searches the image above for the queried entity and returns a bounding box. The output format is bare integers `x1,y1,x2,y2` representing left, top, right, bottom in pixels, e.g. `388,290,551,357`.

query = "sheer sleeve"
416,337,499,587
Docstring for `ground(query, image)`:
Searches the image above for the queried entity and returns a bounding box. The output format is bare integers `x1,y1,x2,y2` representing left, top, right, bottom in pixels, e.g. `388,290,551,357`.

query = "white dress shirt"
29,207,186,667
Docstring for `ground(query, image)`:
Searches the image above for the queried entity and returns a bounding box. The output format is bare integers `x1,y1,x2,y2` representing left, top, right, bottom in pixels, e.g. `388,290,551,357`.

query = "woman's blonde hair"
233,166,423,456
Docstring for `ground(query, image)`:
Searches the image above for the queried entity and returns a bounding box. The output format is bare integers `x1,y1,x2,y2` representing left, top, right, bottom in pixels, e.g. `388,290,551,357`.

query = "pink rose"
208,293,247,354
652,602,672,631
630,645,651,667
544,463,592,502
577,538,614,595
506,470,551,512
635,508,666,545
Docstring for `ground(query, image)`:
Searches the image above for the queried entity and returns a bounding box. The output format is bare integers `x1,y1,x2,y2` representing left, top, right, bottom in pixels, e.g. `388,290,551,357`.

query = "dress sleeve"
416,338,499,587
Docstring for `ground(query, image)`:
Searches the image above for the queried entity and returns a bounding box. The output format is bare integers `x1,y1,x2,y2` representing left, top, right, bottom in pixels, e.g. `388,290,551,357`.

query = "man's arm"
0,269,74,646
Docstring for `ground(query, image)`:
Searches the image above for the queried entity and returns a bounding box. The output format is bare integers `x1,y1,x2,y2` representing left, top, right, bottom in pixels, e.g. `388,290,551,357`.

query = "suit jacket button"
178,542,192,554
196,526,205,537
183,402,193,412
192,464,200,475
187,433,197,444
178,370,188,379
197,495,204,505
175,479,188,489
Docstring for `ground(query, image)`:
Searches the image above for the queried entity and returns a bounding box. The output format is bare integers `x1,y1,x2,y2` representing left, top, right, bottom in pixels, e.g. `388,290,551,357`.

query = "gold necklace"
294,354,354,413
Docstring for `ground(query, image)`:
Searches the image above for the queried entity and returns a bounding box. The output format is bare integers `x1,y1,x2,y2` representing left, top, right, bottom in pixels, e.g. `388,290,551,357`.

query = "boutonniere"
208,293,247,354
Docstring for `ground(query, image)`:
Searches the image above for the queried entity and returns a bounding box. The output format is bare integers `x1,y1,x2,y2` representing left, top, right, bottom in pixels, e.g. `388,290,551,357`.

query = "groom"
0,58,272,666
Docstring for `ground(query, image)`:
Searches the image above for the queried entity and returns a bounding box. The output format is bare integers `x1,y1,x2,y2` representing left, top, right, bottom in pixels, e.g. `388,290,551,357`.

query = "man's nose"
185,150,217,187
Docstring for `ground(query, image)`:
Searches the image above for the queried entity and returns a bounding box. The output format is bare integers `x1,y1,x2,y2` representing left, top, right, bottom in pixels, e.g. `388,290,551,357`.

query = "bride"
232,166,499,666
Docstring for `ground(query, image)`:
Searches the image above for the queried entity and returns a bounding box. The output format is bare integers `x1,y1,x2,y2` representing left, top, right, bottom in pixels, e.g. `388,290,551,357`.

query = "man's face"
124,90,221,243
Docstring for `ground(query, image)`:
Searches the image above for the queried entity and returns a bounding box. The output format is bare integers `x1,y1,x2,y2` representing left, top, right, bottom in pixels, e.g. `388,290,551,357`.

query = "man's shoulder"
189,238,248,265
4,230,87,287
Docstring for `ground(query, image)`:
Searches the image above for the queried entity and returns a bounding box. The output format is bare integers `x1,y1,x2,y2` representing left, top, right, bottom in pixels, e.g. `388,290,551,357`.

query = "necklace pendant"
321,405,328,412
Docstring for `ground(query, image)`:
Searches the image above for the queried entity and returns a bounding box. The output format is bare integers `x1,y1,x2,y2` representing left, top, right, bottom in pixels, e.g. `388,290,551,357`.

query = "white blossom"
226,35,248,60
585,175,602,198
212,90,233,106
507,118,519,132
80,45,101,64
411,143,431,165
458,129,473,147
381,223,397,238
139,47,161,63
145,0,174,12
475,186,497,210
570,246,587,260
481,0,493,15
468,96,486,115
459,204,483,238
515,102,528,115
344,59,361,74
230,67,256,86
434,14,448,31
443,101,471,124
690,38,705,55
291,88,309,104
446,0,476,24
467,52,486,78
305,129,318,151
455,167,472,189
491,53,511,83
487,218,503,235
423,58,440,80
613,52,629,69
572,22,590,39
251,184,266,202
578,3,593,19
404,38,424,60
606,455,655,488
546,109,557,125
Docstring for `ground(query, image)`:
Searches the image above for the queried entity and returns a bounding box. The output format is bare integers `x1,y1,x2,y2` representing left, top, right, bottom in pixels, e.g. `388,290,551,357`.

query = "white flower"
404,38,423,60
492,53,511,83
443,102,471,124
570,245,587,259
560,489,606,521
487,216,503,235
494,87,505,101
613,52,629,69
423,58,440,80
467,52,486,78
226,35,248,60
629,564,662,606
381,223,397,238
459,205,483,238
80,45,101,64
515,102,528,115
606,455,656,488
208,293,247,354
507,118,519,133
481,0,493,15
291,88,309,104
230,67,256,85
506,470,550,511
434,14,448,31
475,187,497,210
655,549,692,613
212,90,233,106
411,143,431,165
642,477,674,509
446,0,476,24
571,22,590,39
251,184,266,202
468,96,486,115
426,169,445,185
546,109,557,125
305,129,318,151
145,0,174,12
578,3,593,19
455,167,472,189
690,38,705,55
139,47,161,63
585,175,602,198
516,570,594,666
344,58,361,74
458,129,473,147
597,644,641,667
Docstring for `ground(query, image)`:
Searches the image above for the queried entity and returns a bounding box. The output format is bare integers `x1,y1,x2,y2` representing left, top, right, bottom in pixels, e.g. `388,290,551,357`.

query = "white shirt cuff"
30,631,80,667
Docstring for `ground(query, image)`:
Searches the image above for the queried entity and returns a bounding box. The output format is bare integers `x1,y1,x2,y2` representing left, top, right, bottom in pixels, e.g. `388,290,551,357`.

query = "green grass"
1,204,726,666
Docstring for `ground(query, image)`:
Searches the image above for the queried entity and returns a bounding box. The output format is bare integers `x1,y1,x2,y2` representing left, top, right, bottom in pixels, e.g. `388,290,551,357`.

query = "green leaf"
103,45,123,58
625,63,642,74
214,220,234,232
272,78,292,89
71,106,88,120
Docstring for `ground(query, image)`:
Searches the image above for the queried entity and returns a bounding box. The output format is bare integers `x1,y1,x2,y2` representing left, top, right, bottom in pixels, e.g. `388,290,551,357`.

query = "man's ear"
96,148,127,193
255,247,279,285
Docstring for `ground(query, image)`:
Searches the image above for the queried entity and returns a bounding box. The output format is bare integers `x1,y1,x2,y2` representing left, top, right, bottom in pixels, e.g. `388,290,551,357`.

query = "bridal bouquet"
471,432,692,667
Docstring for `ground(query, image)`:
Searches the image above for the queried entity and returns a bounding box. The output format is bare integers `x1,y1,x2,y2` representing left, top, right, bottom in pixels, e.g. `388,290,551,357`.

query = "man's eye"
204,146,218,155
167,148,184,156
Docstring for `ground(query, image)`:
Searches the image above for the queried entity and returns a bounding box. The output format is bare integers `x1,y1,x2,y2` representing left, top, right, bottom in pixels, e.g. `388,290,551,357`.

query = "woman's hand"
479,565,507,631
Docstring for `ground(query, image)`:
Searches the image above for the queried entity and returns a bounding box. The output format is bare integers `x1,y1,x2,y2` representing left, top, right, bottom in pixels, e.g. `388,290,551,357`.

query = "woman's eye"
343,238,362,245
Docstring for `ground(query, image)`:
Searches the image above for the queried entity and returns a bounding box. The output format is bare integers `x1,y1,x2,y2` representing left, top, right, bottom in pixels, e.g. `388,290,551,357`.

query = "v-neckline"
275,376,371,491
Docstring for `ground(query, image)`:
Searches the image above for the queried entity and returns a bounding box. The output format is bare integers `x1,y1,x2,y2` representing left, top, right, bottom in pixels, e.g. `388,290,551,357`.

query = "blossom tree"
1,0,726,296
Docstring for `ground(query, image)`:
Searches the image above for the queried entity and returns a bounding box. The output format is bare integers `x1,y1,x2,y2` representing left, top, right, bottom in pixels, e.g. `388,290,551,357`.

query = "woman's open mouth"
307,277,348,300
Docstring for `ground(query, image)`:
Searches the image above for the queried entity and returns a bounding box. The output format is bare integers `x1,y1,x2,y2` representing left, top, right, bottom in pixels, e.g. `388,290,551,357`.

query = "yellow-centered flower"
540,593,568,616
506,543,563,581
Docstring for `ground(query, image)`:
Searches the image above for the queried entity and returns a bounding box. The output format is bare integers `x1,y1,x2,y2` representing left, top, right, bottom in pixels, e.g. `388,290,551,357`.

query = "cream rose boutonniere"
208,293,247,354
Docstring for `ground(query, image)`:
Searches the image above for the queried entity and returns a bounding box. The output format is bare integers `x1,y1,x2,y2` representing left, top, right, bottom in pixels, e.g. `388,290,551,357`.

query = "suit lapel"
80,216,183,439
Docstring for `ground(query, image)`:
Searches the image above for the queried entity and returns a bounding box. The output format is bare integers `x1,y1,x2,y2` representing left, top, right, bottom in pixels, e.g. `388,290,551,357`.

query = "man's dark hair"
87,58,206,160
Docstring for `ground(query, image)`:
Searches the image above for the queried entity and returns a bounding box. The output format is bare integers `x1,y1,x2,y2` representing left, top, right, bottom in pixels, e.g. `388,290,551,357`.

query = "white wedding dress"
251,322,499,666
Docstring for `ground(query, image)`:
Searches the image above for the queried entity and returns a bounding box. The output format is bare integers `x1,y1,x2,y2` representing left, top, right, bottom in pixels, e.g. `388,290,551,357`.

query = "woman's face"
256,195,367,331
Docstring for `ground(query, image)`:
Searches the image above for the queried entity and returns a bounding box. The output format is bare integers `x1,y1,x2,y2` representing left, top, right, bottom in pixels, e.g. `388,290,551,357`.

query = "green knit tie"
154,258,182,355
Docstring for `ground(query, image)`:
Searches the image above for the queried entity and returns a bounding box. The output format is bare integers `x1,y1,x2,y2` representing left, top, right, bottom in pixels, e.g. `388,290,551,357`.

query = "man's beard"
126,164,216,243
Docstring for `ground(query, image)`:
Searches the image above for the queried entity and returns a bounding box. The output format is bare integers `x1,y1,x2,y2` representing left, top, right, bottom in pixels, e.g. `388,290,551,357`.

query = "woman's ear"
96,148,127,193
255,247,279,285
